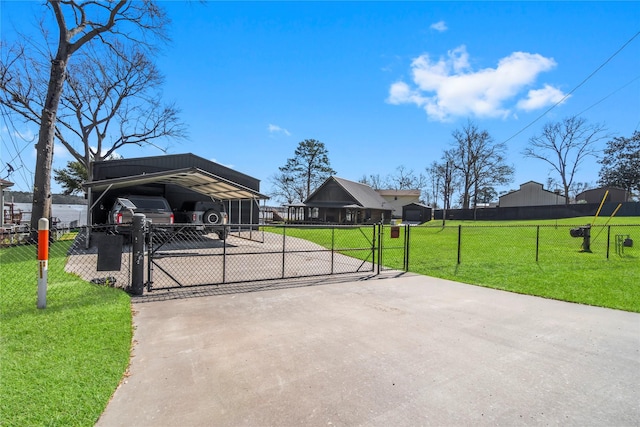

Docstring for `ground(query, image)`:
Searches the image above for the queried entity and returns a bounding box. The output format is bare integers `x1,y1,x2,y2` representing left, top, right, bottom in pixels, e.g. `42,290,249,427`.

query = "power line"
0,107,36,190
576,75,640,117
502,29,640,145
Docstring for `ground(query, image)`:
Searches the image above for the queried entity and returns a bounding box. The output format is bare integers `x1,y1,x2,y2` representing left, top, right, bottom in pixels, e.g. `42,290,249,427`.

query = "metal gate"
144,223,410,291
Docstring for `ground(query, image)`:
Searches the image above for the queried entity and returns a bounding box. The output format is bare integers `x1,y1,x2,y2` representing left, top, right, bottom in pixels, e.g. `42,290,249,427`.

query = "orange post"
37,218,49,309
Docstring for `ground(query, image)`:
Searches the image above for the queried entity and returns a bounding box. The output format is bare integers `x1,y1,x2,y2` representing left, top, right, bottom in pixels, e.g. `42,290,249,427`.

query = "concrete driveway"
96,273,640,426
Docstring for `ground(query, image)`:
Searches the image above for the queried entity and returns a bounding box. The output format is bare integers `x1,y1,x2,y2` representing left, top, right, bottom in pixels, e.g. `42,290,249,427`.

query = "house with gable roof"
287,176,393,224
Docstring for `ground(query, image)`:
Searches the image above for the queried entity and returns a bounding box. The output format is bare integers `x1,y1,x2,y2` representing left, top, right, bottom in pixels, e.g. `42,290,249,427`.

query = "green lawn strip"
263,218,640,312
0,241,132,427
404,219,639,312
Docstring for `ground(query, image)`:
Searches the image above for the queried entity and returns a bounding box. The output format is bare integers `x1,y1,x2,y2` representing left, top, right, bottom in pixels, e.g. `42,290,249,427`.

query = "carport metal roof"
83,167,269,200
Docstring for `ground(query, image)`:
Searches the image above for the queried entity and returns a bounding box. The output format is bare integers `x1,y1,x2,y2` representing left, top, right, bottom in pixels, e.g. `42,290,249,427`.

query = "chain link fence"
146,223,380,291
0,225,130,310
406,224,638,270
1,222,637,298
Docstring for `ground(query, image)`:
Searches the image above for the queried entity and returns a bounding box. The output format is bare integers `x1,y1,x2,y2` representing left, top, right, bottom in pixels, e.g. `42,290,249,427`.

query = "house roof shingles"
305,176,391,210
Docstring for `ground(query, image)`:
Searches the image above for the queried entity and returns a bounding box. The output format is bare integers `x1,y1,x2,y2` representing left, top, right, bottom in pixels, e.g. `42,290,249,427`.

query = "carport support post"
129,213,146,296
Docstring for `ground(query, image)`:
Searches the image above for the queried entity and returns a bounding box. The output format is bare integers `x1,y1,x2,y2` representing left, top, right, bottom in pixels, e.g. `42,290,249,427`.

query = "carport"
83,166,269,227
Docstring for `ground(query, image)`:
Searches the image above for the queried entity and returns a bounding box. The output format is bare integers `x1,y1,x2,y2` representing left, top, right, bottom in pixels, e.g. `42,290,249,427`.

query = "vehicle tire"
203,210,222,224
217,230,228,240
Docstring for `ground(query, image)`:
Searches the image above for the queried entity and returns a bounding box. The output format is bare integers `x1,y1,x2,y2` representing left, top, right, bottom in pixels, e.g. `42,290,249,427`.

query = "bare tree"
425,159,457,211
424,161,442,208
4,42,185,192
358,174,385,190
441,153,459,210
523,116,608,205
386,165,427,191
569,182,591,202
449,121,513,209
0,0,169,233
269,171,305,205
470,147,513,217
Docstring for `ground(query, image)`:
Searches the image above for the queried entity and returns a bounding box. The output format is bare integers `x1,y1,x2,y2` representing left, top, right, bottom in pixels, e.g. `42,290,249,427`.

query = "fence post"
37,218,49,309
457,225,462,264
281,225,286,279
606,225,611,259
377,223,382,275
128,213,146,296
404,224,410,271
371,224,376,273
331,227,335,275
222,227,227,283
536,226,540,262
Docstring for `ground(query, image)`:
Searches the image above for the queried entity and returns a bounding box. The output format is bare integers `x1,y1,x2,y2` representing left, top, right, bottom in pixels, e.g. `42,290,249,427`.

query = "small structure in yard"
287,176,392,224
402,202,432,224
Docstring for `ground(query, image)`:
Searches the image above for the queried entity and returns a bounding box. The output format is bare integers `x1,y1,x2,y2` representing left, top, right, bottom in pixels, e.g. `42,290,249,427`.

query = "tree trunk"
31,56,68,235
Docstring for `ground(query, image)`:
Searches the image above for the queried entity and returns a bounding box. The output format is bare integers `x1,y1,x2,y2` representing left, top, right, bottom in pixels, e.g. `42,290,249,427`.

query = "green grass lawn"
265,217,640,312
0,240,132,427
1,217,637,425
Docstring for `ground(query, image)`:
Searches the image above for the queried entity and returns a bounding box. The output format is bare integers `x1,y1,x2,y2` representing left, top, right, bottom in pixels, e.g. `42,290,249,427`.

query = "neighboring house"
376,189,421,219
287,176,393,224
499,181,567,207
576,186,630,204
402,203,432,224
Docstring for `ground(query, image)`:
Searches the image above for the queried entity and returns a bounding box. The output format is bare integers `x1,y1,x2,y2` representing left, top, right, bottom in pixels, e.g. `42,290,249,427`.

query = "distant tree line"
269,117,636,208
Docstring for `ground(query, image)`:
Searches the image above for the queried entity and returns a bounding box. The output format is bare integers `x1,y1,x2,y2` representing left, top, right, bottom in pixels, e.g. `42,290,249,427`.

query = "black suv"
174,200,228,240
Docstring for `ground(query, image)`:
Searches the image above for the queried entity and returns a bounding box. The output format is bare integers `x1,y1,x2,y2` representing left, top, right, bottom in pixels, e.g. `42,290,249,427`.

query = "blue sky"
2,1,639,200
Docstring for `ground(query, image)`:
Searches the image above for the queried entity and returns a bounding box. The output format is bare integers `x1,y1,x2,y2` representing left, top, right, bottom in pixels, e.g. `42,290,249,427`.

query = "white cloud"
387,45,567,121
517,84,568,111
430,21,448,32
388,81,427,106
268,124,291,136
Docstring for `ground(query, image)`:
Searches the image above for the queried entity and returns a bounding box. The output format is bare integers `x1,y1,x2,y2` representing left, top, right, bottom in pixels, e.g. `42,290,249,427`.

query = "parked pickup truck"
108,196,174,233
174,200,228,240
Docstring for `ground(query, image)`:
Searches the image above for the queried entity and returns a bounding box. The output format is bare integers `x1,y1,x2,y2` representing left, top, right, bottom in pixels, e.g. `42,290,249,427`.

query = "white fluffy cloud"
517,84,568,111
387,45,567,121
430,21,448,32
268,124,291,136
